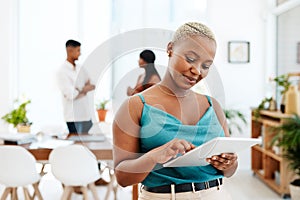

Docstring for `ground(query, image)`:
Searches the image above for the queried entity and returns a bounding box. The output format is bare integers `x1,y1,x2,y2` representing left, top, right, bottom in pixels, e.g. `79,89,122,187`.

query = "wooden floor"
0,167,289,200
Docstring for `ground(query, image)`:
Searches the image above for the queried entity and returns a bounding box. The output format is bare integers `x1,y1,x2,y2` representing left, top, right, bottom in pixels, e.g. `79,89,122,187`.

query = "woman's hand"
206,153,238,172
147,138,195,164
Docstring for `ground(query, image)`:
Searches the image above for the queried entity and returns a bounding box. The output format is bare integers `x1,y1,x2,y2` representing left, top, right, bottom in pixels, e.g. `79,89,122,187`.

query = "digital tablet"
163,137,261,167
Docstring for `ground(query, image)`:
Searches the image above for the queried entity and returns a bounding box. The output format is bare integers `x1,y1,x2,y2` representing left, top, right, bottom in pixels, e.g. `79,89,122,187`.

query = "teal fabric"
137,94,225,187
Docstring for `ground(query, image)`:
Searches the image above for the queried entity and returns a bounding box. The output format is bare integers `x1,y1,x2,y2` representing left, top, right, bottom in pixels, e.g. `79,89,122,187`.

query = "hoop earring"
167,51,172,57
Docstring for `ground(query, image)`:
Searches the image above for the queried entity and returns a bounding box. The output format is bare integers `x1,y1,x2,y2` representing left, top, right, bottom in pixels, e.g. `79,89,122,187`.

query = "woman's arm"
127,74,144,96
113,96,194,186
207,97,238,178
114,96,161,187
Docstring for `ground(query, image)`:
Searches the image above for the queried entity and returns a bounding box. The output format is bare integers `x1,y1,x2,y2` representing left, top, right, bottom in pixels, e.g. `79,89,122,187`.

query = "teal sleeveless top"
137,94,224,187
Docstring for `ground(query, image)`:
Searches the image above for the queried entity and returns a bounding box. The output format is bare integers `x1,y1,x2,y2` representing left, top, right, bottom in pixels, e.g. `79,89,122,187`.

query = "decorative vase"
280,93,286,113
17,124,31,133
97,109,108,122
285,85,300,115
268,97,277,111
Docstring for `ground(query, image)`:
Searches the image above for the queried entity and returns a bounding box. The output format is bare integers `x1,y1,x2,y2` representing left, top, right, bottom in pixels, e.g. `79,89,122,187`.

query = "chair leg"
104,169,118,200
32,182,43,200
88,183,99,200
0,187,12,200
67,187,73,200
104,169,116,200
104,181,113,200
113,184,118,200
23,187,31,200
111,173,119,200
80,187,89,200
61,186,73,200
39,163,47,177
11,188,18,200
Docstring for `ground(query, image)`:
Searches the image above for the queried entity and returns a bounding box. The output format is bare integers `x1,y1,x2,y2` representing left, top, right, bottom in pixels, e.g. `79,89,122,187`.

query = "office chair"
0,145,43,200
49,144,100,200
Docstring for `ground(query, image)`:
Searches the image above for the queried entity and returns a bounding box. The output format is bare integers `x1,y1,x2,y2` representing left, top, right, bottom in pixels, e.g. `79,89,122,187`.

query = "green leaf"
272,114,300,176
96,99,109,110
1,100,31,127
223,109,247,135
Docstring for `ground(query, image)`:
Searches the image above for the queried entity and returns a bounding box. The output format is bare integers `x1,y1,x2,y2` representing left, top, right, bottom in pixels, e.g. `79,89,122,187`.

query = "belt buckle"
191,182,196,193
204,181,210,189
217,178,220,190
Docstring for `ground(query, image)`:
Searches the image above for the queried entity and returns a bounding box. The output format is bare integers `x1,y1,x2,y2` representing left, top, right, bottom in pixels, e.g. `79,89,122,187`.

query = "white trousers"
138,185,232,200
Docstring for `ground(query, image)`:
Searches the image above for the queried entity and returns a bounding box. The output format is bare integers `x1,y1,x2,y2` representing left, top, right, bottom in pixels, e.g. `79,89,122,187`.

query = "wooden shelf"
259,110,292,119
251,110,292,197
265,179,281,193
252,145,282,161
265,150,282,161
253,169,264,178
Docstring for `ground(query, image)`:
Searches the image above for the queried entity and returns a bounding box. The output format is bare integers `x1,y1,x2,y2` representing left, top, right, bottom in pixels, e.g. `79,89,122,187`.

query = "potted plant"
272,114,300,199
1,100,32,133
96,99,109,122
271,74,292,113
223,109,247,135
253,97,273,119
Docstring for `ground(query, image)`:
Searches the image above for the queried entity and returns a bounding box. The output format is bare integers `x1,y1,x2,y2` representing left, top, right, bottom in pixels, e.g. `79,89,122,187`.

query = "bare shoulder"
114,95,144,121
113,95,145,139
210,96,223,112
139,85,165,103
193,92,211,105
193,93,224,116
138,83,159,95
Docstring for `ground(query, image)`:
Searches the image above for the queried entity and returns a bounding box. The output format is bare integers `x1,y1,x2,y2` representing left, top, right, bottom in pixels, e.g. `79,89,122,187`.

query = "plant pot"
17,124,31,133
97,109,108,122
290,179,300,200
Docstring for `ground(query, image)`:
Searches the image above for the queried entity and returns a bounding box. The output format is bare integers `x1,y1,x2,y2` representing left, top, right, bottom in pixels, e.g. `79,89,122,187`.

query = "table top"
19,133,113,161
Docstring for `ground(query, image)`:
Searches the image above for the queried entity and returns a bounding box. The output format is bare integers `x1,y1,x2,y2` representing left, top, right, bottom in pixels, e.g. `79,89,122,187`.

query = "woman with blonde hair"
113,22,237,200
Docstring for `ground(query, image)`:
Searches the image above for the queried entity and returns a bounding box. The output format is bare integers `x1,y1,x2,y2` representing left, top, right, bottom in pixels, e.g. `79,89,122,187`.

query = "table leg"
132,184,138,200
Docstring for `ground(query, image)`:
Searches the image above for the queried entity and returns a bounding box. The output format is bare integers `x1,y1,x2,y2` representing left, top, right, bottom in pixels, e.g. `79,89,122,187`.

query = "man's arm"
75,80,95,99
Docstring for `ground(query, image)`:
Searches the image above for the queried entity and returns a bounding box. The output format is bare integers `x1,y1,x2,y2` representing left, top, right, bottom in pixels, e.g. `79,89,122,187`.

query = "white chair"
0,145,43,200
49,144,101,200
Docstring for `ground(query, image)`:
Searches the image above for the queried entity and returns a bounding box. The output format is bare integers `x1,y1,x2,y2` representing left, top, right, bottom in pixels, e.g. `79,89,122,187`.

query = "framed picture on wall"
297,42,300,63
228,41,250,63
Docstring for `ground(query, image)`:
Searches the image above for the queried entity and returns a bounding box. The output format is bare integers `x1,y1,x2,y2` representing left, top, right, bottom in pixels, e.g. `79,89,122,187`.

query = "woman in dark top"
127,50,161,96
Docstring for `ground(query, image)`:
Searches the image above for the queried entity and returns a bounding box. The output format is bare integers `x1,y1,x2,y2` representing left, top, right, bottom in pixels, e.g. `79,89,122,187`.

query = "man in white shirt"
57,40,95,133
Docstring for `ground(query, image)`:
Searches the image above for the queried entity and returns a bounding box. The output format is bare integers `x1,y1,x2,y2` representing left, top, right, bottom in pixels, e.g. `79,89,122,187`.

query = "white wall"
207,0,269,110
206,0,274,169
0,0,17,132
278,5,300,75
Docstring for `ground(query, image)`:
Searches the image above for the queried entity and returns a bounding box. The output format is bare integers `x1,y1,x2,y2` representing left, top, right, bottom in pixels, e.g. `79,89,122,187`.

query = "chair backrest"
0,145,40,187
49,144,100,186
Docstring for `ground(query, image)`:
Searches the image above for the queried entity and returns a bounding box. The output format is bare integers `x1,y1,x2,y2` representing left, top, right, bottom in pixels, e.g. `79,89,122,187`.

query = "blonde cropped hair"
172,22,215,43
